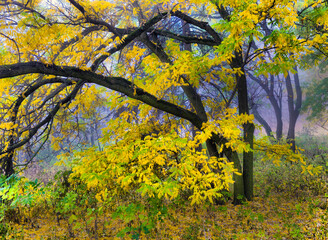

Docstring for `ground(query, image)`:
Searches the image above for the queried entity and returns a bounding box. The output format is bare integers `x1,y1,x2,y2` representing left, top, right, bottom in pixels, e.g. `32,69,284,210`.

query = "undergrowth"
0,133,327,239
0,164,327,239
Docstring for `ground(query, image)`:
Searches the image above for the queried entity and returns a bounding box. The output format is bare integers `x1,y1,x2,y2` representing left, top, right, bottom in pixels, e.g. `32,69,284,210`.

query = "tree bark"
2,154,14,177
243,122,255,200
286,68,302,152
223,146,244,204
232,53,254,201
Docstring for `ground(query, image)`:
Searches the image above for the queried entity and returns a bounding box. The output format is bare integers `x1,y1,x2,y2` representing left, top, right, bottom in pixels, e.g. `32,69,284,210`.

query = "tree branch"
0,62,204,130
171,10,222,43
152,29,218,46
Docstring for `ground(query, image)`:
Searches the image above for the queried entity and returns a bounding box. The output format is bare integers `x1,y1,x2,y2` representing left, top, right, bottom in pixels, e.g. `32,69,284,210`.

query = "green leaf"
68,214,77,224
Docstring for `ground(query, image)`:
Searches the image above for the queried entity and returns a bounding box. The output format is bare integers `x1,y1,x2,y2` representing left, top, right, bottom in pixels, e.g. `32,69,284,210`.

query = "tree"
0,0,325,203
248,68,302,151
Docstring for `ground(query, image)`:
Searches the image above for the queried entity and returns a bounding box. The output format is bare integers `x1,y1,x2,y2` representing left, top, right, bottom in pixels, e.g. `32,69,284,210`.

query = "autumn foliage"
0,0,327,239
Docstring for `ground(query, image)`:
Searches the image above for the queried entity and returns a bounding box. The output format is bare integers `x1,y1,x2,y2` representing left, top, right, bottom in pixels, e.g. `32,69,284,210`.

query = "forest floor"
4,192,328,239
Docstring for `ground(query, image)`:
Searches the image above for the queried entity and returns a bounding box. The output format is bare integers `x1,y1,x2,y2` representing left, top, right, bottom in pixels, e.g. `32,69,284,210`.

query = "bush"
296,130,328,172
255,160,327,198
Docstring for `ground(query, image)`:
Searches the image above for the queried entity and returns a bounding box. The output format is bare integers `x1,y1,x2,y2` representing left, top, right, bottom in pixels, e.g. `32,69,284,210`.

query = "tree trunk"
252,105,273,138
232,53,254,201
223,147,244,204
243,122,255,200
286,68,302,152
2,153,14,177
248,73,283,140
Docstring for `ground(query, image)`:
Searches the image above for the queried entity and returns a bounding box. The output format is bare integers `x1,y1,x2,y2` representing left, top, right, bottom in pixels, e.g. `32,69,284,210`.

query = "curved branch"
91,12,169,70
152,29,218,46
0,32,21,62
1,80,84,154
141,34,208,123
0,62,204,129
4,0,47,20
68,0,121,36
171,10,222,43
54,26,103,60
